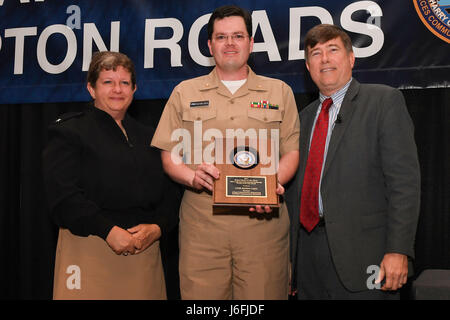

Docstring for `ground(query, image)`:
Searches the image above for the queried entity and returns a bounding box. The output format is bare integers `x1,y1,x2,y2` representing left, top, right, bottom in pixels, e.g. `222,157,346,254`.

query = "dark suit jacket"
285,79,420,292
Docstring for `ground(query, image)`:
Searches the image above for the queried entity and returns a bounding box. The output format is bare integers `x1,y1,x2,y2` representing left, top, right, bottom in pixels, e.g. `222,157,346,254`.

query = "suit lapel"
322,79,360,178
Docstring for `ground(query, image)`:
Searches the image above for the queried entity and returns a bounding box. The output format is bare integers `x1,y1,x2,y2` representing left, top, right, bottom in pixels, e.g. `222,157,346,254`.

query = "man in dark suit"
285,24,420,299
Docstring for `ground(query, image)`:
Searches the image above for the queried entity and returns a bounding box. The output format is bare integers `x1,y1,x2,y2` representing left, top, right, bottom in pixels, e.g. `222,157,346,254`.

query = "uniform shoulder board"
53,112,84,124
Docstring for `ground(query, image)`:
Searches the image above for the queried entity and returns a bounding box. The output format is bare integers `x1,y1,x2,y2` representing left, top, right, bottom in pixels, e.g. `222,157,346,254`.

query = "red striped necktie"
300,98,333,232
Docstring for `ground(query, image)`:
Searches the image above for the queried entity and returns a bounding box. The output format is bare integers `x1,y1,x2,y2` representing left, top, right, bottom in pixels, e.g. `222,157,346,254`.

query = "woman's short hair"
87,51,136,89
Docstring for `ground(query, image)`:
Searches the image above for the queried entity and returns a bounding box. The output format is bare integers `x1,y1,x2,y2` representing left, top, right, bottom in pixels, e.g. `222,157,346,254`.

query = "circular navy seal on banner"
413,0,450,43
231,146,258,170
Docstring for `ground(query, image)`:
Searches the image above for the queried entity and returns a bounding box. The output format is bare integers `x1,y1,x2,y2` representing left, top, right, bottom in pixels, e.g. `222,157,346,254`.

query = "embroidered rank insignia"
53,112,84,124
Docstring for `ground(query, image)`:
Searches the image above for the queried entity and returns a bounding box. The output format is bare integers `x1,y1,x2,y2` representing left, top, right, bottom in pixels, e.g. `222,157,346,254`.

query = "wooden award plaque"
213,137,279,214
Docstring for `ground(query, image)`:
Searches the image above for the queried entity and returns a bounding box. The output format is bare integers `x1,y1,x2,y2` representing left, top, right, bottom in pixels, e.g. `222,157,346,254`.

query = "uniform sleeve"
135,124,181,236
151,87,183,152
279,82,300,156
42,124,115,240
141,175,181,236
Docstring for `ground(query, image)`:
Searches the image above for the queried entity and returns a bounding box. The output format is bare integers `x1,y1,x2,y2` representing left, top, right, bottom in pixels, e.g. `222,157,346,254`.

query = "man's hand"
191,162,220,191
376,253,408,291
249,183,284,214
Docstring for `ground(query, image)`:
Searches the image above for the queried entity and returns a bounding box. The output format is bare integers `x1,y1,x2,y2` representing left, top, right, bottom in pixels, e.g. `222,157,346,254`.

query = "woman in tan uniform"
43,51,179,299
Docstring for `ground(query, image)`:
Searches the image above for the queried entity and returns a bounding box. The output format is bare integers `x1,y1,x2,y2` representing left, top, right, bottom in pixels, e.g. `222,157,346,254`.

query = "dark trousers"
296,224,399,300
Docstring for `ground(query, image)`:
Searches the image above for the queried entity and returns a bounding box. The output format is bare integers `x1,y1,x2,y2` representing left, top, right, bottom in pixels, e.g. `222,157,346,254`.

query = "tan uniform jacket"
152,66,299,161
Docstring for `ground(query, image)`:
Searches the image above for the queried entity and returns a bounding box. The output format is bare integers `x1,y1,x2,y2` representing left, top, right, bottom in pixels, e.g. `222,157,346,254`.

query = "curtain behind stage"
0,88,449,299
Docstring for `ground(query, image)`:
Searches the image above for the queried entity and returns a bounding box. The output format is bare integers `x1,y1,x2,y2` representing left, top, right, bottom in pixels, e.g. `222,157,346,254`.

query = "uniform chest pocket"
182,108,217,122
247,108,282,123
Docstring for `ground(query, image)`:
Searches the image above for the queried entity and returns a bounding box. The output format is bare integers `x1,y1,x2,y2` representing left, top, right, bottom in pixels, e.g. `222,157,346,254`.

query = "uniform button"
205,83,209,87
196,117,201,120
264,117,268,121
230,100,234,104
230,116,234,120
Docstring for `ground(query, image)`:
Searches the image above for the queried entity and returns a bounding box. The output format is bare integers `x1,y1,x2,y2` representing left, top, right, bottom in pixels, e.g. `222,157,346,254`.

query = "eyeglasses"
213,34,249,43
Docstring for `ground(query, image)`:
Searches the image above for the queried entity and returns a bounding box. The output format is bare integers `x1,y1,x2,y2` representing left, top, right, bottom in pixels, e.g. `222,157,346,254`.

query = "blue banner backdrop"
0,0,449,104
